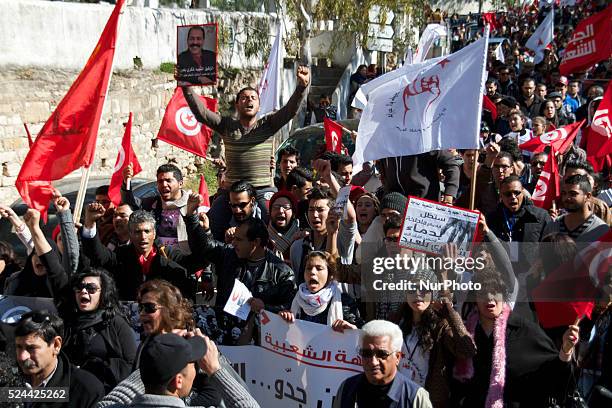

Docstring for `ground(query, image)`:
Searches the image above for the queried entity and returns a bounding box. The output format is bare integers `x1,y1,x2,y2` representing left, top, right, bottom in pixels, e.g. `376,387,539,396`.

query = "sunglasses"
138,302,162,314
502,190,523,198
230,201,251,209
358,349,396,360
73,282,100,294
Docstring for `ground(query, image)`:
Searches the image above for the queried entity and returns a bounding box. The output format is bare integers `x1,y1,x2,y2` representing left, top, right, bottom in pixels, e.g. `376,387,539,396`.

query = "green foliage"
243,18,272,60
184,161,219,196
209,0,265,11
159,62,176,74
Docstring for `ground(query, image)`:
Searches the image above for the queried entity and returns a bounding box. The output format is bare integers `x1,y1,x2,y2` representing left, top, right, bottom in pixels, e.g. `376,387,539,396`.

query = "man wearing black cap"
107,332,259,407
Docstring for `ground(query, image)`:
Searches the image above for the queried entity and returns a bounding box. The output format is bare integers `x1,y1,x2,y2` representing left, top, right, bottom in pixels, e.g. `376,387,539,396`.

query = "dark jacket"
379,151,460,200
517,94,544,119
3,250,55,298
486,199,551,270
81,233,195,300
184,214,296,313
333,371,431,408
32,352,105,408
39,245,137,392
177,49,217,84
455,165,499,215
457,312,572,408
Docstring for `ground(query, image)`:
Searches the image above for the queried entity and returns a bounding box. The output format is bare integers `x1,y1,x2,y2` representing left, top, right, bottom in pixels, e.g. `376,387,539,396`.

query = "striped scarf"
267,219,300,256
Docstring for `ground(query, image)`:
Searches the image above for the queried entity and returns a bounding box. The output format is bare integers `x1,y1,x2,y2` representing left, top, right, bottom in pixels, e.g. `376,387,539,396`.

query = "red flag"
531,147,559,210
198,175,211,213
482,94,498,121
23,123,34,147
324,117,344,153
15,0,125,220
583,83,612,173
560,5,612,76
519,120,583,154
533,230,612,328
108,113,142,206
482,13,500,30
157,87,217,157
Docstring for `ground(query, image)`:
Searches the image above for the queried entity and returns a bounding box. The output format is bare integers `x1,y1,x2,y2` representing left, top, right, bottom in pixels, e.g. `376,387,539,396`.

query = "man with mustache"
14,311,104,408
177,25,216,85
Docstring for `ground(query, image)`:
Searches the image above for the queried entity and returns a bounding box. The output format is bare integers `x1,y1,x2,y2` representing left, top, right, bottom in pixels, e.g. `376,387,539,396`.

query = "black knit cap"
139,333,207,386
381,192,408,214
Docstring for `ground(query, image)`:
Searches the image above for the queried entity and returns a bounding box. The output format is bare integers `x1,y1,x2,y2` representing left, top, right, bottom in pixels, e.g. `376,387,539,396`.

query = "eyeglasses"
138,302,162,314
502,190,523,198
407,289,433,296
271,204,292,211
73,282,100,294
358,349,396,360
230,201,251,209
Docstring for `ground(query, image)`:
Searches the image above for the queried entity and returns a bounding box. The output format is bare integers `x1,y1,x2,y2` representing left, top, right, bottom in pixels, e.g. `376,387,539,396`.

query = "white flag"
414,24,447,63
353,34,488,169
525,9,554,64
258,23,283,117
495,43,505,63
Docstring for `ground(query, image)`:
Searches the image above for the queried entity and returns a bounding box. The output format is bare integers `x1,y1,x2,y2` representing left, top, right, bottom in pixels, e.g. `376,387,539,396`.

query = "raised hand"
186,192,202,215
84,202,106,228
279,310,295,323
296,65,310,87
23,209,41,231
122,163,134,183
53,196,70,213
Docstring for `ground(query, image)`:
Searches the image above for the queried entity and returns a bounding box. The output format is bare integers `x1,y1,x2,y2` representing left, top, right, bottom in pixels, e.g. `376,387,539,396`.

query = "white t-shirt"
399,330,430,386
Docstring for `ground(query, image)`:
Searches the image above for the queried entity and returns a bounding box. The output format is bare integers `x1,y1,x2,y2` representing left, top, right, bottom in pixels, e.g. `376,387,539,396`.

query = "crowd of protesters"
0,1,611,407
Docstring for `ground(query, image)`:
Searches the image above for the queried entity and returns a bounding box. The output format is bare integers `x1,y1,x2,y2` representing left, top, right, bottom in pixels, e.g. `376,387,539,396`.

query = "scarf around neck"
454,303,511,408
291,281,343,326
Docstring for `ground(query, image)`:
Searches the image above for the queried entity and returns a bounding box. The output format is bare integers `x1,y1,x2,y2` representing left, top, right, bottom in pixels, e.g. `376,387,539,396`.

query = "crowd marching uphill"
1,0,611,407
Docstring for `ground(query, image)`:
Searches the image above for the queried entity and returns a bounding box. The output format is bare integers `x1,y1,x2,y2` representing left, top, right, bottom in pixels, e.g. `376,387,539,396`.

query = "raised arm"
0,204,33,254
268,66,310,132
53,195,80,275
182,86,224,132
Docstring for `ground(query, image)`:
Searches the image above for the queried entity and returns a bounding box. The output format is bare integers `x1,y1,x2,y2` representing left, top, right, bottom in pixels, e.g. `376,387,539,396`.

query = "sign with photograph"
399,197,480,257
176,23,218,86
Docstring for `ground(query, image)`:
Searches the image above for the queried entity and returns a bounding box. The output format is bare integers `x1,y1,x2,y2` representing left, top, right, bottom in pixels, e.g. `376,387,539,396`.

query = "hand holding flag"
109,112,142,206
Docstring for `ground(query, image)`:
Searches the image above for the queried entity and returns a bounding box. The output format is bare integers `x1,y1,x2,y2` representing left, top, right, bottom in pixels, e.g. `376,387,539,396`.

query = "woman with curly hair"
398,268,476,408
99,279,259,408
279,251,363,331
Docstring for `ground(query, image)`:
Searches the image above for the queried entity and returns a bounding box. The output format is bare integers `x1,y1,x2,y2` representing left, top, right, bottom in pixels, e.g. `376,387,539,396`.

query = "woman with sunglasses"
100,279,259,408
453,268,580,407
23,208,136,392
398,268,475,408
279,251,363,331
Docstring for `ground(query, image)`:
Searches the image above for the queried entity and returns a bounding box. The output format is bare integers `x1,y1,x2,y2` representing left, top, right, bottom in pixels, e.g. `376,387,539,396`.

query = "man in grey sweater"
99,332,259,408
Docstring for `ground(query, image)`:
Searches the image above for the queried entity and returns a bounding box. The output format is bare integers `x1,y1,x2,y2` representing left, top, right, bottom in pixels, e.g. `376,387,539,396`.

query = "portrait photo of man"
177,24,217,85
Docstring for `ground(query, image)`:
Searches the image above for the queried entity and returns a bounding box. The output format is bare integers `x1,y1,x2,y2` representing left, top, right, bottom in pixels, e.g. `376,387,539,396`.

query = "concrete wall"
429,0,499,15
0,0,276,70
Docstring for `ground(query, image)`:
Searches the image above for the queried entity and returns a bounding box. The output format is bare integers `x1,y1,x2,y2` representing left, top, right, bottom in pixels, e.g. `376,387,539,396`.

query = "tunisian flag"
585,83,612,171
531,147,559,210
16,0,124,220
157,87,217,157
324,117,345,153
108,113,142,206
533,230,612,328
519,120,583,154
560,5,612,76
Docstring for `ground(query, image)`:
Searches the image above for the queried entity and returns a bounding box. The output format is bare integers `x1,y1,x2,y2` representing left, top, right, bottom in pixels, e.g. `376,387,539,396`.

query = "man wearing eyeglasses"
333,320,432,408
267,191,299,260
14,311,105,408
485,175,551,275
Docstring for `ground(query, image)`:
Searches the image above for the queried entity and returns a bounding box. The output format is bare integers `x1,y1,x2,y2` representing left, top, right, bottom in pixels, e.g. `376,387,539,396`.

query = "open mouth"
79,296,91,306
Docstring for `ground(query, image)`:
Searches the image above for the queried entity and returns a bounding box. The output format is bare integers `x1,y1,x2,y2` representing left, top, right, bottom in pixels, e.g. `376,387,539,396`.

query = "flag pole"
469,152,478,210
73,1,126,223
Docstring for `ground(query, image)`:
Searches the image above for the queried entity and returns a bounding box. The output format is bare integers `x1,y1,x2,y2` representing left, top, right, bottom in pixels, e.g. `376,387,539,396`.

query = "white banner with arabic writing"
399,197,480,257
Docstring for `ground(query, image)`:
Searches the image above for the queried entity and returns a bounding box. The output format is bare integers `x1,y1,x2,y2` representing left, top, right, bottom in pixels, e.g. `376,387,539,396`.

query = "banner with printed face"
176,23,218,86
399,197,480,257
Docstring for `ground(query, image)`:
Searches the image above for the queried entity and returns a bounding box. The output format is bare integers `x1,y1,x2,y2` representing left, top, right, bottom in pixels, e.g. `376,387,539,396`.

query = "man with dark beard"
543,174,609,242
267,191,300,260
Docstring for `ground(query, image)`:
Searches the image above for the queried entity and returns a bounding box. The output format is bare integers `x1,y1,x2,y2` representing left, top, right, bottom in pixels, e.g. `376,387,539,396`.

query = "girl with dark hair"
279,251,362,330
398,268,476,408
22,208,136,392
454,268,580,407
541,99,569,128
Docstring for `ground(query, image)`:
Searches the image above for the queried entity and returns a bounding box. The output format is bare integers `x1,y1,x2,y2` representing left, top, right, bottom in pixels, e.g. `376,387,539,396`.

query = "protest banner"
399,197,480,257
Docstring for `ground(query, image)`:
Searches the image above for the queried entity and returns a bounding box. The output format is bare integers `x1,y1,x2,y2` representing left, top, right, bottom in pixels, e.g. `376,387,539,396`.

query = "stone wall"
0,66,261,205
